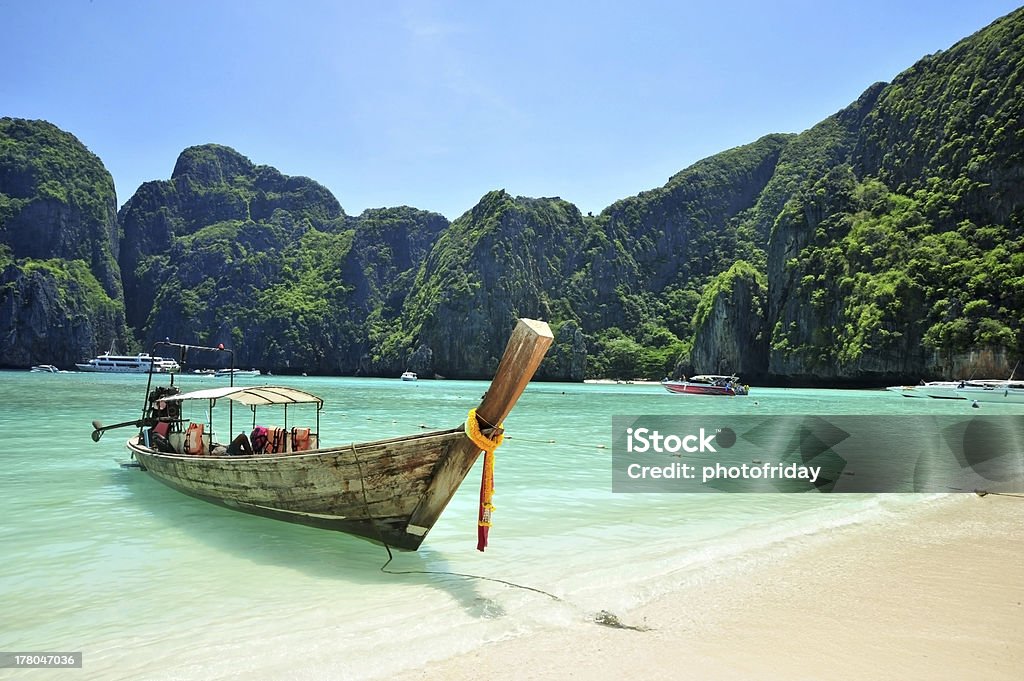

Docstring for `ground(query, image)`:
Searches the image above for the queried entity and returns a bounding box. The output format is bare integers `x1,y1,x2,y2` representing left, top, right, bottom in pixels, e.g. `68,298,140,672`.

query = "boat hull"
109,318,554,551
886,380,1020,401
128,427,468,550
662,381,745,396
77,365,173,373
955,385,1024,404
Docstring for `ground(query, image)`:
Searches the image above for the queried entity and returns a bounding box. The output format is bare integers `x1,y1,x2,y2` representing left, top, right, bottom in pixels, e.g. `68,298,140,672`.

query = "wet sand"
395,494,1024,680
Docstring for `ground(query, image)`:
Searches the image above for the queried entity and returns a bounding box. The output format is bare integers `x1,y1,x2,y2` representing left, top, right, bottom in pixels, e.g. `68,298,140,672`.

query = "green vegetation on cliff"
0,118,129,366
773,169,1023,374
0,117,122,299
3,8,1023,379
119,145,449,373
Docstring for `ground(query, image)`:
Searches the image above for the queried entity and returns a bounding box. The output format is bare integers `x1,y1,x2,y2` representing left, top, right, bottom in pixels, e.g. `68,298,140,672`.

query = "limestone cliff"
119,145,447,373
690,262,768,378
763,8,1024,383
384,191,588,378
0,118,128,367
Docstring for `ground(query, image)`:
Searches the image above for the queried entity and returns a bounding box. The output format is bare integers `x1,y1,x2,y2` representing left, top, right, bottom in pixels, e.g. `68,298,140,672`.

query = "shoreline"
394,494,1024,680
583,378,663,385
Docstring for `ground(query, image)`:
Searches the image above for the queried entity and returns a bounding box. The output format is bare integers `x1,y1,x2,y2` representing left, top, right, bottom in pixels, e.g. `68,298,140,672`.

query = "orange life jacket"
184,422,205,456
291,427,311,452
268,427,288,454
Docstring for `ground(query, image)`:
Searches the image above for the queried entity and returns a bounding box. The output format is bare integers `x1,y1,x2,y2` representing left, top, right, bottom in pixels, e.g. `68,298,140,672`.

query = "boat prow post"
404,318,554,546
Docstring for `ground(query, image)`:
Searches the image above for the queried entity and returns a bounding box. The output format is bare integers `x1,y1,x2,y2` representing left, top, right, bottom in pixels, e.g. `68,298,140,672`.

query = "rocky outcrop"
761,8,1024,384
690,262,768,378
538,320,588,381
0,118,122,300
0,118,128,367
386,136,793,379
578,134,790,332
0,260,125,368
119,145,450,374
385,191,590,378
118,144,346,336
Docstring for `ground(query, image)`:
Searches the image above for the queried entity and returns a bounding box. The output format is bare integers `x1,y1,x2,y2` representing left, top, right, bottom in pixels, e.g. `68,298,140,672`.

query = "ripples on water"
1,371,1015,679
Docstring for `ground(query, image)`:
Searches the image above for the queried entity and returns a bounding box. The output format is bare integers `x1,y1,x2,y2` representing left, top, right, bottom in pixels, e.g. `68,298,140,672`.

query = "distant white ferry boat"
75,352,180,374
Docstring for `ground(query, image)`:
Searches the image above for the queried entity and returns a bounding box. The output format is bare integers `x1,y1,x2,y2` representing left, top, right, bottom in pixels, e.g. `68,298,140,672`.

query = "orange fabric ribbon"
465,408,504,552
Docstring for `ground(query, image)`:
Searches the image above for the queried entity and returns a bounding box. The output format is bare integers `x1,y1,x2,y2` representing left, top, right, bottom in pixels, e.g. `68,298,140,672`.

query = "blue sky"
3,1,1021,219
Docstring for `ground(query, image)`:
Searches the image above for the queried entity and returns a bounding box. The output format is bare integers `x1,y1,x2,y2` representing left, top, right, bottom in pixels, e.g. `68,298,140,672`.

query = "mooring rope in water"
376,542,563,601
347,441,562,601
347,438,648,631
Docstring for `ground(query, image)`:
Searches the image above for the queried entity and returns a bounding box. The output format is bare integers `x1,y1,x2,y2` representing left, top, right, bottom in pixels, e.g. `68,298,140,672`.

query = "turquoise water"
2,372,1020,680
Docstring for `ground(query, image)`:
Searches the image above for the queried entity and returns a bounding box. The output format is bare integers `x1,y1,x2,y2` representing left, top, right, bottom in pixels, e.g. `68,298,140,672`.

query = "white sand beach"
396,494,1024,680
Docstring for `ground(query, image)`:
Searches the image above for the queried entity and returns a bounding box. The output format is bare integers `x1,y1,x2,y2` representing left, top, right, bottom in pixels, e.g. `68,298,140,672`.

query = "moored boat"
91,318,553,551
76,352,180,374
955,380,1024,404
885,381,963,399
661,374,748,396
400,371,418,381
885,379,1016,400
214,368,261,378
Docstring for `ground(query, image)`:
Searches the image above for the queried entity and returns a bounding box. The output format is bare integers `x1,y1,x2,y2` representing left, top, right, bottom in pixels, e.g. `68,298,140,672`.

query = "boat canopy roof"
162,385,324,407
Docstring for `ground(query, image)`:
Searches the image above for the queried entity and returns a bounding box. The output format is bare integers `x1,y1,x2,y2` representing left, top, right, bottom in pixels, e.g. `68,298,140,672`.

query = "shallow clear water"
1,372,1019,679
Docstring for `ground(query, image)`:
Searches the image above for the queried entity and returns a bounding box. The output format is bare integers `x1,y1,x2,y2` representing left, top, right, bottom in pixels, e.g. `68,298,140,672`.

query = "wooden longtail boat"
94,319,552,550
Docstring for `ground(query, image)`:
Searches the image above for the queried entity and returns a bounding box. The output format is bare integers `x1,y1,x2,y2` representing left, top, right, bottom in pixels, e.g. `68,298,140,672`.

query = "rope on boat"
348,415,609,449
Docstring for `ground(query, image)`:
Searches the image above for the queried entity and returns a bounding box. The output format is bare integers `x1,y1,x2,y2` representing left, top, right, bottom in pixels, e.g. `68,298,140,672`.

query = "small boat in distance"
662,375,749,396
214,368,261,378
30,364,60,373
885,378,1017,400
91,318,553,551
400,371,418,381
76,352,180,374
885,380,964,399
955,380,1024,404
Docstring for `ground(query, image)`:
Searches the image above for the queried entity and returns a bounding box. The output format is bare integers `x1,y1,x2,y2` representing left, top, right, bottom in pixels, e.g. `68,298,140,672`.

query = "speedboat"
214,368,261,378
30,364,60,373
885,381,963,399
955,380,1024,404
886,379,1015,400
401,371,418,381
661,375,748,396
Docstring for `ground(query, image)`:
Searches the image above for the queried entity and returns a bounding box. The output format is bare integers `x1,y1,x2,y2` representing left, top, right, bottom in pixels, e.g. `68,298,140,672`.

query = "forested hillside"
0,118,128,366
1,7,1021,381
